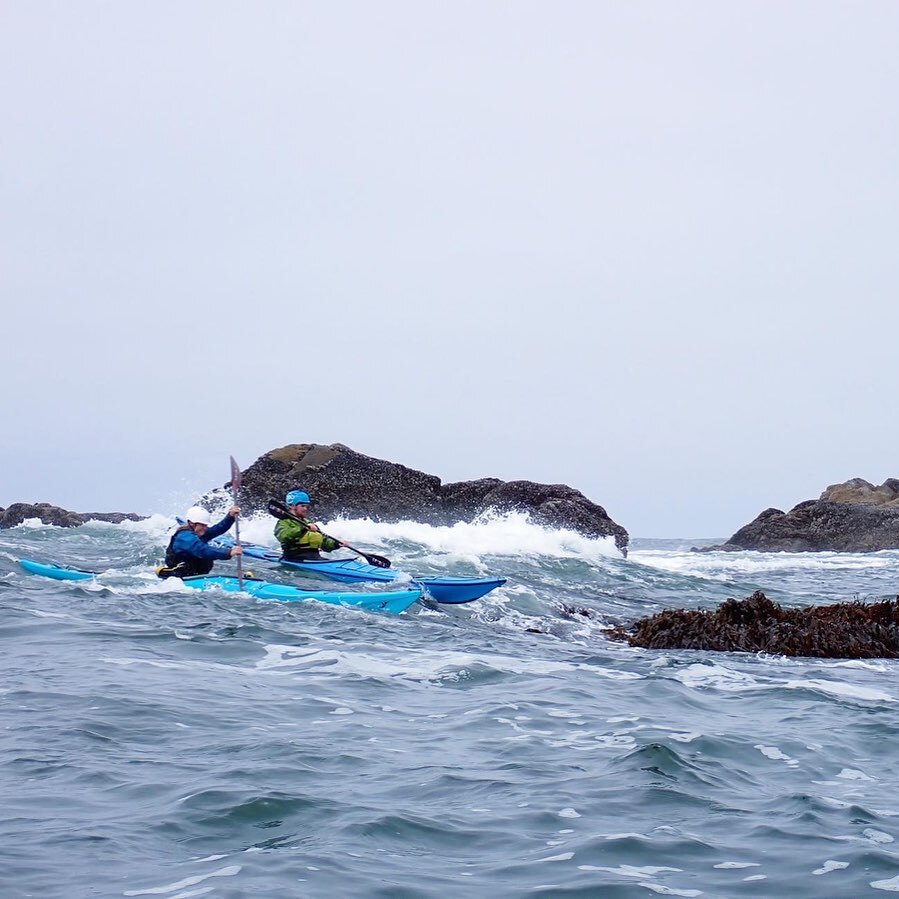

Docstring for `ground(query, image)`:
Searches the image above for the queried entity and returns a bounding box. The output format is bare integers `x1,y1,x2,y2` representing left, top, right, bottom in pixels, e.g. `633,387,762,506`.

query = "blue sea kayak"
18,559,422,614
19,559,96,581
212,536,506,604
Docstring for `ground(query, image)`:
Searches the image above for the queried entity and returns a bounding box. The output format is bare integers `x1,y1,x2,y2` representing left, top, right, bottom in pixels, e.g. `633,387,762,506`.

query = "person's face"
291,503,309,516
191,522,209,536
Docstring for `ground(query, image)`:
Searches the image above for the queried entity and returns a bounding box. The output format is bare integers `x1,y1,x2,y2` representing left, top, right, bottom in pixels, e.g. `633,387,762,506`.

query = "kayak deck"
18,559,421,614
182,575,422,613
214,537,506,603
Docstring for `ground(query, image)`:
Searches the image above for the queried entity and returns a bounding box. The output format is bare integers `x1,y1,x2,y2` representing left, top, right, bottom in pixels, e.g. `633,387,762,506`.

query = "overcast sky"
3,2,898,537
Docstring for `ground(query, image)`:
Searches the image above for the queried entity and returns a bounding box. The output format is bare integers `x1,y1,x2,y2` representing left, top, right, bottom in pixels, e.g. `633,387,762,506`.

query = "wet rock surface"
696,478,899,553
607,590,899,659
226,443,629,553
0,503,144,529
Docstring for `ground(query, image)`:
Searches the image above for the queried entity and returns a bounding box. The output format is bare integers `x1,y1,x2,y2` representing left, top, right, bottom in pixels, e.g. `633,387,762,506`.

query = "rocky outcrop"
696,478,899,553
222,443,629,553
607,591,899,659
0,503,144,529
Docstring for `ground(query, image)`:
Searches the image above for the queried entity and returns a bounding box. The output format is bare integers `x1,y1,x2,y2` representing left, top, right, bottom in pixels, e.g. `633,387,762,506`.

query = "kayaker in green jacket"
275,490,346,561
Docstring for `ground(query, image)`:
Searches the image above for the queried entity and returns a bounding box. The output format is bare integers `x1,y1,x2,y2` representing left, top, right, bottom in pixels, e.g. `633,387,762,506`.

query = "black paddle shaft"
266,499,391,569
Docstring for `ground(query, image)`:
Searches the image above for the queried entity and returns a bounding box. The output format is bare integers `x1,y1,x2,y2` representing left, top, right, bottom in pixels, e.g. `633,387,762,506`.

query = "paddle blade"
229,456,242,494
360,551,391,569
267,498,293,520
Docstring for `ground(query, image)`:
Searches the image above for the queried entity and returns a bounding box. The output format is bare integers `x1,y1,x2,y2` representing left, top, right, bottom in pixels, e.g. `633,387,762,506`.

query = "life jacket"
275,517,332,561
157,525,215,579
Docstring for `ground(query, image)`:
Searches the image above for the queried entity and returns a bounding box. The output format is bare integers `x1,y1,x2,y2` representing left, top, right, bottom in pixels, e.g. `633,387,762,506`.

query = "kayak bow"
18,559,97,581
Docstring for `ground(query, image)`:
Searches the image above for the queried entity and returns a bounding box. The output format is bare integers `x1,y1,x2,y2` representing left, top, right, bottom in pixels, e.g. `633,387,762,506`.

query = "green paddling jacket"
274,517,341,561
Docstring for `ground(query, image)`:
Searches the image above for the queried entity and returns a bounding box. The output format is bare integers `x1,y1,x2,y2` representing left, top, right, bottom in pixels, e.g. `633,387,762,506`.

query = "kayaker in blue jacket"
157,505,243,579
275,490,346,561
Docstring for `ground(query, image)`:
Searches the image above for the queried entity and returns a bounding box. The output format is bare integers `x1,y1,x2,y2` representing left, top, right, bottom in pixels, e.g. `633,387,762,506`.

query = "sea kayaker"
157,505,243,579
275,490,346,561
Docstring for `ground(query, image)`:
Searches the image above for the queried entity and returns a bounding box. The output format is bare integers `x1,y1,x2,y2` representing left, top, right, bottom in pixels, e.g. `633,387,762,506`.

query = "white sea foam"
632,547,899,580
832,660,890,672
755,745,791,761
837,768,875,781
16,506,624,574
19,517,58,529
813,860,849,875
323,645,583,683
636,884,702,897
254,642,639,684
576,864,681,877
666,731,701,743
864,829,894,844
116,513,181,541
672,663,760,692
123,864,241,895
785,679,894,703
103,506,624,565
143,506,618,564
817,796,852,808
325,509,622,562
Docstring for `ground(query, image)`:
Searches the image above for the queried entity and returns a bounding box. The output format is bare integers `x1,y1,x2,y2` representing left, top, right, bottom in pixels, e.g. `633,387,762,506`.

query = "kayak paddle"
230,456,244,590
266,498,392,569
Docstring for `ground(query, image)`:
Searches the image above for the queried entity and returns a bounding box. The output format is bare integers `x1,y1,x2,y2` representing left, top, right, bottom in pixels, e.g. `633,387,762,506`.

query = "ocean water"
3,512,899,897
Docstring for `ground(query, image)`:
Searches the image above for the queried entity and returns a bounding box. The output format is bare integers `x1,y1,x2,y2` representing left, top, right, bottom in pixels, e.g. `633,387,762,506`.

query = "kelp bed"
607,591,899,659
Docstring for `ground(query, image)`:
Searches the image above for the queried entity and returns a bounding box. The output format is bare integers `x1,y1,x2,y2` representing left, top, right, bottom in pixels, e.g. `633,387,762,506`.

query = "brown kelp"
607,591,899,659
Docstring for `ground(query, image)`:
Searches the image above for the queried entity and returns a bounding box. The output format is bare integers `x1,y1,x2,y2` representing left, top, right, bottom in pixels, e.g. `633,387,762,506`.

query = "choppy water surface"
3,515,899,897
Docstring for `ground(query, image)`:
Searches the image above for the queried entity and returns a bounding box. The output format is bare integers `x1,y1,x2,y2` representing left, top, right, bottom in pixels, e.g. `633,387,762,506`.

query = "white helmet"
185,506,212,526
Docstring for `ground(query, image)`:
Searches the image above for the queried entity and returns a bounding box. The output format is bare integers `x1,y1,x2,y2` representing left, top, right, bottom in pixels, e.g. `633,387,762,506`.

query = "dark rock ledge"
696,478,899,553
220,443,629,555
607,591,899,659
0,503,144,529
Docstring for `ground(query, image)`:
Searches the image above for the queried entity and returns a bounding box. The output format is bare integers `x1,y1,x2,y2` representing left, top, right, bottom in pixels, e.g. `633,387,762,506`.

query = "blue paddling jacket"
163,513,236,577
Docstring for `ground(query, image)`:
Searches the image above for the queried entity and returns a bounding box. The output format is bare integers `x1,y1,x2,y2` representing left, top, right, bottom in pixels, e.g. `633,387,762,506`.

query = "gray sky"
3,2,898,537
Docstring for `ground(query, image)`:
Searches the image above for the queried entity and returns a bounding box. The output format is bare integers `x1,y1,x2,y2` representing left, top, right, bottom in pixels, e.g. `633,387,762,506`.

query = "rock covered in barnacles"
696,478,899,553
227,442,629,554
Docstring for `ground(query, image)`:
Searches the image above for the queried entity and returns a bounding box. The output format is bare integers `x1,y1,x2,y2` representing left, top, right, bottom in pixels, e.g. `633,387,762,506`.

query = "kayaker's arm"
173,530,233,562
204,507,239,541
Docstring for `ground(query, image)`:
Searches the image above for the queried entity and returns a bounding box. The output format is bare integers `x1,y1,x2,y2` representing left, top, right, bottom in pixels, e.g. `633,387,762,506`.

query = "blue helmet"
286,490,312,506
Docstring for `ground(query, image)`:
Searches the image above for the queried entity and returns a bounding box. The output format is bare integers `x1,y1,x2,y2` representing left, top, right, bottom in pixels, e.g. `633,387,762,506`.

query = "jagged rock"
820,477,899,506
696,479,899,553
0,503,83,528
608,590,899,659
224,443,629,554
0,502,144,529
81,512,146,524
